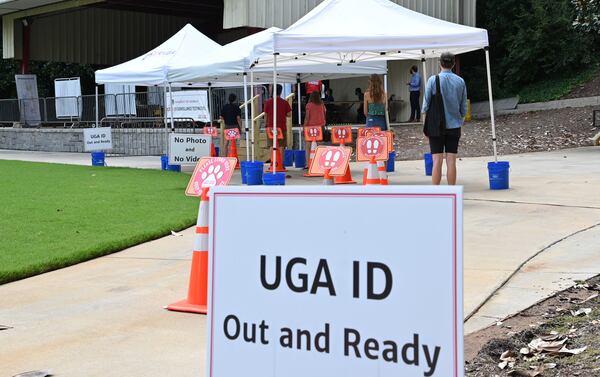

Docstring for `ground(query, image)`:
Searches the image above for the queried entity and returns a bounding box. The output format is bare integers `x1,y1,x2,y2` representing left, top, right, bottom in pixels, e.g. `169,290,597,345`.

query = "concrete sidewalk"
1,147,599,377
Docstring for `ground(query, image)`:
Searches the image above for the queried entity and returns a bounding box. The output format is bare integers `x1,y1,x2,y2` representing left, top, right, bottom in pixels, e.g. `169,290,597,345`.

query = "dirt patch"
562,69,600,99
465,275,600,376
390,106,599,160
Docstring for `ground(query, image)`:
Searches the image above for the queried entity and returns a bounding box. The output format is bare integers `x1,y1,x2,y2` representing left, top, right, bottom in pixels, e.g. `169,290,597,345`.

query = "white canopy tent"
94,24,229,143
95,24,221,86
168,26,388,161
252,0,499,164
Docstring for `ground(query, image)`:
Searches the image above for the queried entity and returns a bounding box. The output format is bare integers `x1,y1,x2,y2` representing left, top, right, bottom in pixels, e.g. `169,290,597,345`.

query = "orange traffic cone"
365,156,381,185
304,139,322,177
228,141,240,169
335,163,356,184
323,168,334,185
210,142,217,157
363,168,368,185
267,147,286,173
377,161,388,185
167,187,209,314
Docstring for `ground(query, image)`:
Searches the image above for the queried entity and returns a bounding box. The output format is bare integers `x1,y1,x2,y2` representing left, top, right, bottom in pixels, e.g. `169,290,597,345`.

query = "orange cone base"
267,148,287,172
380,179,389,185
304,172,323,177
335,169,356,184
166,300,207,314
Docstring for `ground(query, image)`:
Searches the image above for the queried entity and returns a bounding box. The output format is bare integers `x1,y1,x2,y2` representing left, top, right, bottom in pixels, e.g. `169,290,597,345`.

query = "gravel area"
391,105,599,160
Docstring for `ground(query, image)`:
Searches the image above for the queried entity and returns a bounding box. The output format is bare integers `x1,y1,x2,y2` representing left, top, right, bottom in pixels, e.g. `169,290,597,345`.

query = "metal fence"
0,88,259,128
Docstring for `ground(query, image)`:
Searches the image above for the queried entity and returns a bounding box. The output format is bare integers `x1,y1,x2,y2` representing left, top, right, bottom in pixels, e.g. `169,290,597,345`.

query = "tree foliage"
572,0,600,33
477,0,599,91
0,49,96,99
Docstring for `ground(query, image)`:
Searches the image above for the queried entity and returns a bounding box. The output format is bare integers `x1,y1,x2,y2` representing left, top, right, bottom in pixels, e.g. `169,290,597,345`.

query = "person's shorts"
366,114,387,130
429,127,461,154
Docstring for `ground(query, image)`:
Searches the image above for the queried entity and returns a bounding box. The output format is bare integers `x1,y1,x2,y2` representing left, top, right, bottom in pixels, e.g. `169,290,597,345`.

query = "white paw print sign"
225,128,240,141
356,135,388,162
185,157,238,196
308,146,351,176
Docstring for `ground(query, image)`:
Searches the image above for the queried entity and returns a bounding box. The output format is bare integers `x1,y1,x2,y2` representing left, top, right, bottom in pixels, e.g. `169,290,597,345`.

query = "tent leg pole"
95,85,99,128
384,72,390,128
243,73,250,161
421,58,428,83
297,79,302,147
168,82,175,133
484,48,498,162
163,83,168,156
250,71,255,162
272,53,278,174
208,84,213,126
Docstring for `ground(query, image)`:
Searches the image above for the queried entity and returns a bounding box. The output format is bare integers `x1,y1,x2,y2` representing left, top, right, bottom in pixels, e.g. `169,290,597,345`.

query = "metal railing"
0,88,261,127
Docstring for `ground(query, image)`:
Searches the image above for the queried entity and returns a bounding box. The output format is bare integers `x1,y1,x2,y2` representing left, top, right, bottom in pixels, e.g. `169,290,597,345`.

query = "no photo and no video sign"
207,186,464,377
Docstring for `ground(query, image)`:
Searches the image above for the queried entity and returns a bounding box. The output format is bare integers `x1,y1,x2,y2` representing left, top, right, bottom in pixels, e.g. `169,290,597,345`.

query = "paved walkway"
1,147,599,376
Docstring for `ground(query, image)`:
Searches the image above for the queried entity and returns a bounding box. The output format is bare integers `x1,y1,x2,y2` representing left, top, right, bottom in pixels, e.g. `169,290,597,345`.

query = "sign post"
207,186,463,377
167,157,237,314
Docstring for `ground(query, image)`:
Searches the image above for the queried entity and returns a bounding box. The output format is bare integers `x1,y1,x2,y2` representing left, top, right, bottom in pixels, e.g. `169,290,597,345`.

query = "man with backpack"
421,52,468,185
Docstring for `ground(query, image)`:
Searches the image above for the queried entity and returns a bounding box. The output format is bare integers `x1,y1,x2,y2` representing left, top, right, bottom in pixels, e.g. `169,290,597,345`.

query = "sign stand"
303,125,323,177
166,157,237,315
167,187,210,314
225,128,241,169
204,126,219,157
357,134,388,186
266,127,286,173
308,146,352,186
331,126,356,184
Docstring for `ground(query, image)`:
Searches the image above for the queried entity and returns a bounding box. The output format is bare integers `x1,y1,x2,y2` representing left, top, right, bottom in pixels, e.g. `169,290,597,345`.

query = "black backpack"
423,75,446,137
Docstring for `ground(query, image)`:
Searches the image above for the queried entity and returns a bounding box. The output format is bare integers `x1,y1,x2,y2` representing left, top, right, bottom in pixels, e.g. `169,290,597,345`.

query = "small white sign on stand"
207,186,463,377
169,133,211,165
83,127,112,151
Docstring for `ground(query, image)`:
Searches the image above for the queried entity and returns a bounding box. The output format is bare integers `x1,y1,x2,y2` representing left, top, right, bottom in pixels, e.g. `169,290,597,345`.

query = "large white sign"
208,186,463,377
54,77,82,118
165,90,210,122
169,133,211,165
83,127,112,151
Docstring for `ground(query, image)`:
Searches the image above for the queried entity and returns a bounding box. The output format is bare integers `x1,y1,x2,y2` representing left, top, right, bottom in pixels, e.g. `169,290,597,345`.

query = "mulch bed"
465,275,600,377
390,105,599,160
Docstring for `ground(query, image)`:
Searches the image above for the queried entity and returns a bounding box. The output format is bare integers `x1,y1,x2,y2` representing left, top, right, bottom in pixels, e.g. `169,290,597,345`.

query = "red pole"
21,21,30,74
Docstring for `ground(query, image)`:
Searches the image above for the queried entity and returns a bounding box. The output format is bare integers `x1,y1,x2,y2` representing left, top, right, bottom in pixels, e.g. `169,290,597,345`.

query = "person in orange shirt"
303,90,327,157
263,84,292,155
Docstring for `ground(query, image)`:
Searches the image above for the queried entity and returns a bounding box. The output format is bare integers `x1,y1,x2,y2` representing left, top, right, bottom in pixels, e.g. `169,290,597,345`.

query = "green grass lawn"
518,64,600,104
0,160,198,284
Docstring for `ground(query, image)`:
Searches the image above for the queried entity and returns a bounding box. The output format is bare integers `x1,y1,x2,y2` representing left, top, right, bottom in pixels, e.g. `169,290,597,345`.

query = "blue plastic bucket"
386,151,396,172
240,161,251,184
246,161,264,185
424,153,433,176
263,172,286,185
294,150,307,168
488,161,510,190
91,151,105,167
166,163,181,172
215,146,220,157
160,155,169,170
283,150,294,167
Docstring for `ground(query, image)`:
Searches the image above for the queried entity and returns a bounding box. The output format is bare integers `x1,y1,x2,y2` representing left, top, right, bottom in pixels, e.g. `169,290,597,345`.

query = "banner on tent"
166,90,210,122
169,133,211,165
84,127,113,151
207,186,464,377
